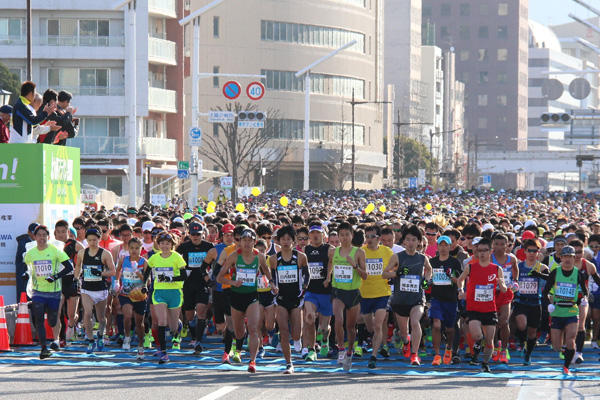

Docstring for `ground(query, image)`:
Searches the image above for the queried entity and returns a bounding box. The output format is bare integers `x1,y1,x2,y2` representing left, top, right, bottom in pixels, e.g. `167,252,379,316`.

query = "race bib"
236,267,256,286
278,265,298,284
474,284,494,302
308,262,323,280
555,282,576,300
366,258,384,276
34,260,53,278
399,275,420,293
257,274,269,290
503,266,512,285
333,265,353,283
188,252,207,268
122,269,141,283
519,277,538,295
154,267,174,280
432,268,451,286
83,265,102,282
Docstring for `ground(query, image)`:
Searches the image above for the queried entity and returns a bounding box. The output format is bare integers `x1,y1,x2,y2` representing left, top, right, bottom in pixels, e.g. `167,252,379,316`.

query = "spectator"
40,89,78,145
15,222,39,300
0,104,11,143
31,93,61,143
9,81,56,143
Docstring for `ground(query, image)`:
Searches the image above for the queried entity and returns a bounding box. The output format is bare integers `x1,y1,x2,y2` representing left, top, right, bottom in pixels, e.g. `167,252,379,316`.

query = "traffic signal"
238,111,266,122
576,154,594,167
541,113,571,124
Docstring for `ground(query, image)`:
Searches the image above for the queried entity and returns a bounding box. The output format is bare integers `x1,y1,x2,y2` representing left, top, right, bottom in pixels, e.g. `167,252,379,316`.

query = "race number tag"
555,282,576,300
399,275,420,293
278,265,298,284
236,267,256,286
334,265,352,283
366,258,384,276
519,277,538,295
154,267,174,281
257,274,269,290
34,260,53,277
474,284,494,302
308,262,323,280
432,268,451,286
503,266,512,285
188,252,207,268
83,265,103,282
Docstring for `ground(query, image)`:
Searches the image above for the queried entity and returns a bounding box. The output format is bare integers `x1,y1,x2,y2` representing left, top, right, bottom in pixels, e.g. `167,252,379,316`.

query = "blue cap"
437,235,452,245
0,105,12,114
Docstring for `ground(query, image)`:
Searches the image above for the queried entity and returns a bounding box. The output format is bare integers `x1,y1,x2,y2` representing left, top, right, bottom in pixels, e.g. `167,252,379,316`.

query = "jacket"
0,118,9,143
39,103,78,145
9,96,48,143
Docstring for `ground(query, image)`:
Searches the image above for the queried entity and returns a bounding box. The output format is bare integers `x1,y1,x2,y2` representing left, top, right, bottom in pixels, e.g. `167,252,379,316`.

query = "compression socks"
158,326,167,352
116,314,125,336
516,329,526,348
564,348,575,369
357,323,369,346
235,337,244,352
473,340,482,356
526,338,536,355
224,329,234,353
152,328,161,350
576,331,585,353
197,319,207,343
188,318,197,339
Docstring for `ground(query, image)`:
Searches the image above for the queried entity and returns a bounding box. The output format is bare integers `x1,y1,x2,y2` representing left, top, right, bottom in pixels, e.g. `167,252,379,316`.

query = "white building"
421,45,444,177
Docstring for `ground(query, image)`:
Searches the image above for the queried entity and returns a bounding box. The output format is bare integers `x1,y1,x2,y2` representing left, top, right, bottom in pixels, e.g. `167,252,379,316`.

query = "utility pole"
392,112,432,187
348,88,390,190
26,0,32,80
429,128,461,186
144,163,151,205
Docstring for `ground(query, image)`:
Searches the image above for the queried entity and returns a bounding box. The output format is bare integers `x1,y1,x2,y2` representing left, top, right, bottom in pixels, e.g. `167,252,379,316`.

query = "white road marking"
506,378,523,387
198,386,238,400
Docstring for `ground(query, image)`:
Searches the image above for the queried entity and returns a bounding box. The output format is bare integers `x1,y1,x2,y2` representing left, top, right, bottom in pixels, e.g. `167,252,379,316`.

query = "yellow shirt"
147,251,186,290
360,245,393,298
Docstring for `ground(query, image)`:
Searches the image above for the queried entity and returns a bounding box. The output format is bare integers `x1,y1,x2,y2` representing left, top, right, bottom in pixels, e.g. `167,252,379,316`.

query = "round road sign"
569,78,591,100
246,81,265,101
223,81,241,100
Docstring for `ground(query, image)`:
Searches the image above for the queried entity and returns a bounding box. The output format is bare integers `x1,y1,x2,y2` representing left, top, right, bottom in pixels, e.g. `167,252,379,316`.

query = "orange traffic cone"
0,296,12,352
43,314,54,341
14,293,33,346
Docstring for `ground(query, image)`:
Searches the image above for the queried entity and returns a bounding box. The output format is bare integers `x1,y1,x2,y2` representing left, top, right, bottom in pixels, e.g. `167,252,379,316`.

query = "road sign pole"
190,17,200,208
303,72,310,191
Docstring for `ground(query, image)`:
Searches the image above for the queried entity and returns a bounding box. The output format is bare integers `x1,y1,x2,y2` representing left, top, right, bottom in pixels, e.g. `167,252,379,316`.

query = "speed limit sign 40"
247,82,265,101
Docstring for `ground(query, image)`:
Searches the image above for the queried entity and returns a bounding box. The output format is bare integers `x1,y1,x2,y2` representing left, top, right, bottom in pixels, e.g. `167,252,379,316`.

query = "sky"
529,0,599,26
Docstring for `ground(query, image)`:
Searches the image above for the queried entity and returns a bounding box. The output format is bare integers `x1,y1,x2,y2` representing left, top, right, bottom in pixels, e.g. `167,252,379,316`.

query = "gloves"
444,267,453,278
158,274,173,283
141,287,148,294
90,268,102,276
510,282,519,292
22,272,29,282
581,297,588,307
298,289,306,299
398,267,409,277
205,278,215,288
548,304,556,313
45,275,58,283
422,280,431,290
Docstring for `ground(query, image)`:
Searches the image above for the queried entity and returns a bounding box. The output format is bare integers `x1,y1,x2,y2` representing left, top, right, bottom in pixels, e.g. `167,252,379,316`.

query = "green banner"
0,144,80,205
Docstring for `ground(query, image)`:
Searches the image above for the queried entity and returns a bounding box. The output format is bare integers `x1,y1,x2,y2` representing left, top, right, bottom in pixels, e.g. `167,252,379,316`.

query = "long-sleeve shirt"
0,118,9,143
9,96,48,143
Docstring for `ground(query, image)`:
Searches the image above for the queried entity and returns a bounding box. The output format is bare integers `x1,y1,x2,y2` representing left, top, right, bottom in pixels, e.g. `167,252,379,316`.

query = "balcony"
148,0,178,19
40,86,125,96
1,35,125,60
70,136,177,160
148,87,177,113
148,36,177,66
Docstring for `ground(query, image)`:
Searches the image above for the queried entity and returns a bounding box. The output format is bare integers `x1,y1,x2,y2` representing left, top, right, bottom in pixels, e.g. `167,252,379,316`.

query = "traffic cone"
0,296,12,352
43,314,54,340
14,292,33,346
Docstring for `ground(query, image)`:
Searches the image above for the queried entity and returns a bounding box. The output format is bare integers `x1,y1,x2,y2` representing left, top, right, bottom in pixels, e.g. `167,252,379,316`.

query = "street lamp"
347,89,390,190
295,39,357,191
429,128,460,185
179,0,227,207
0,83,11,106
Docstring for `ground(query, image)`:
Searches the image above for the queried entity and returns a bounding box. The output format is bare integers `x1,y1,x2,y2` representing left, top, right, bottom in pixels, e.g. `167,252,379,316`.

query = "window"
460,4,470,16
478,117,488,129
497,95,507,106
107,176,122,196
460,71,469,83
79,69,108,95
497,72,508,84
479,71,489,84
479,4,488,16
478,49,488,61
79,20,109,46
497,26,508,39
440,26,450,39
213,16,220,38
497,48,508,61
213,66,220,88
498,3,508,16
441,3,451,16
0,18,25,43
497,116,508,129
459,50,469,61
47,19,109,46
529,59,549,67
8,67,23,82
262,69,364,98
478,26,488,39
459,26,469,40
423,4,433,17
478,94,488,106
213,124,219,137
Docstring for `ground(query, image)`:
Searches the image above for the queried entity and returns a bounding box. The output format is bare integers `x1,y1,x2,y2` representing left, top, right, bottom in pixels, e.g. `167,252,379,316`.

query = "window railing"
40,86,125,96
148,36,177,64
71,136,177,158
37,35,125,47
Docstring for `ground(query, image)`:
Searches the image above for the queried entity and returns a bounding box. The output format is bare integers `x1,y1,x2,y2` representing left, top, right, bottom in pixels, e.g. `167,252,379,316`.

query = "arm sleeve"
55,260,73,279
173,268,187,282
530,270,549,281
591,272,600,287
542,269,557,298
579,272,589,298
301,265,310,287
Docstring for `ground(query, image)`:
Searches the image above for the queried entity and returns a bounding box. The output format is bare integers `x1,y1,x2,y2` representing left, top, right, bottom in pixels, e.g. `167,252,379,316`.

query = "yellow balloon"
251,187,261,197
365,203,375,214
280,196,289,207
297,199,303,205
379,205,387,213
425,203,432,210
206,205,215,213
235,203,245,213
208,201,216,208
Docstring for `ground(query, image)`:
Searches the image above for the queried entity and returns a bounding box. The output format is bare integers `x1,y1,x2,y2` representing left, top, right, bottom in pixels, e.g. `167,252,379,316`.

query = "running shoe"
469,355,479,366
402,335,411,358
559,351,565,360
86,340,96,354
257,347,265,359
432,355,442,366
39,348,52,359
116,335,124,346
59,339,67,348
97,338,105,352
171,334,181,350
563,366,572,376
514,347,524,357
492,347,500,362
410,353,421,366
66,326,75,342
283,363,294,374
419,347,427,358
481,362,491,373
442,349,452,365
158,351,169,364
293,340,302,353
337,349,345,365
393,329,402,352
275,343,282,353
181,325,189,338
508,339,516,351
262,335,270,346
537,331,548,344
592,341,599,350
452,355,461,364
305,350,317,362
320,344,329,358
122,336,131,350
368,357,377,369
342,351,353,371
316,332,323,343
232,351,242,363
353,344,363,357
379,345,390,358
143,333,152,349
523,353,531,366
194,343,204,355
499,350,509,364
50,340,59,351
137,347,145,360
574,352,584,364
300,347,309,359
222,352,231,364
248,360,256,373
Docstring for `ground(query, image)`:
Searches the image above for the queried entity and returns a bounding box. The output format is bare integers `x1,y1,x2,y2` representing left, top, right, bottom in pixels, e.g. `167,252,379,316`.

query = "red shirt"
466,261,499,313
0,119,9,143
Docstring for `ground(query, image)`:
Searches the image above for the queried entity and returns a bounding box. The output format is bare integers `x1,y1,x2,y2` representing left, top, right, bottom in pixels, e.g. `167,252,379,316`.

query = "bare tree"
323,104,351,190
198,102,294,201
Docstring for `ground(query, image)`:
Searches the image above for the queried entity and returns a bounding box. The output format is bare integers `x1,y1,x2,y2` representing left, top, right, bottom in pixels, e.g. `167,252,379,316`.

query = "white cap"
173,217,185,224
482,223,494,231
142,221,155,232
127,218,137,226
472,237,483,245
524,220,536,228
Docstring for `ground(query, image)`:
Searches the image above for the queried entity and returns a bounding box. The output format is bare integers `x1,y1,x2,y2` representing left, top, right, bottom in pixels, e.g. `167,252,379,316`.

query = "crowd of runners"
20,188,600,375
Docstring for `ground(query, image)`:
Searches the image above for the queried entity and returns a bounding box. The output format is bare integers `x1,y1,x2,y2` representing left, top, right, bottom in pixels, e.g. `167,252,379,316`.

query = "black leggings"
31,302,59,348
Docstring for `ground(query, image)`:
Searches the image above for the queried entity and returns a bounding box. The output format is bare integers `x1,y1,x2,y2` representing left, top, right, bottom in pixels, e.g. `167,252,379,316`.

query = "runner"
428,235,462,365
542,245,588,375
146,232,187,364
457,237,508,373
588,234,600,348
270,225,310,374
359,224,393,369
23,225,73,359
217,228,278,373
74,227,116,354
513,239,549,365
383,224,432,366
324,222,367,371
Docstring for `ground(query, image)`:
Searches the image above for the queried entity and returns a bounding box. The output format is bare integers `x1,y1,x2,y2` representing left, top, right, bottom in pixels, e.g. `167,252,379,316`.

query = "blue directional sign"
408,178,418,188
177,169,190,179
482,175,491,185
189,126,202,147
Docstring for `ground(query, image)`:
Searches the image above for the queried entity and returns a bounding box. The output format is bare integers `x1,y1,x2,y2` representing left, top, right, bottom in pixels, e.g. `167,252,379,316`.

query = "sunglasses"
158,233,173,240
365,234,379,239
393,229,402,232
143,230,152,234
478,248,491,252
298,236,309,241
190,232,202,236
425,232,437,236
261,235,272,240
74,226,84,230
101,229,108,233
526,249,538,253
